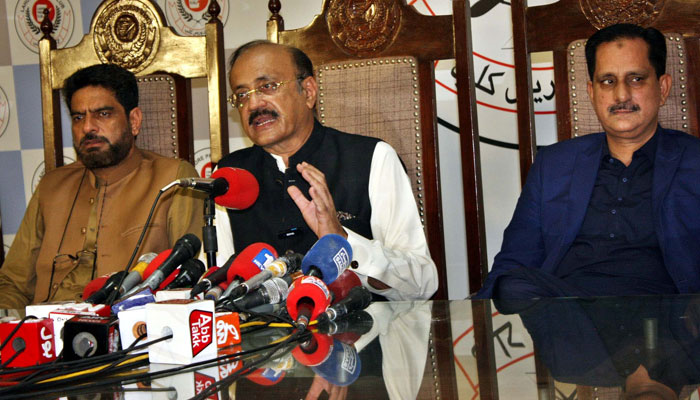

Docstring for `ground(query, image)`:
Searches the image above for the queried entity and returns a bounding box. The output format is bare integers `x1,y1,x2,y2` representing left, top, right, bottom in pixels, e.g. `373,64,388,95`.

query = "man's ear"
301,76,318,110
658,73,672,106
128,107,143,137
587,80,594,104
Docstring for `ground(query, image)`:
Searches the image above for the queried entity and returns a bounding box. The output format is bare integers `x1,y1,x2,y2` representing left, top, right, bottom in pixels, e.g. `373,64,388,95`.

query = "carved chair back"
266,0,487,298
38,0,229,171
512,0,700,183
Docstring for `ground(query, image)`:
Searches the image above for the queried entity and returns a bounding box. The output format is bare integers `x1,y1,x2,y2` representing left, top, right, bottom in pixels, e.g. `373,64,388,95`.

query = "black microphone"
232,277,289,311
189,252,237,298
86,271,128,304
177,177,228,197
316,286,372,324
164,259,206,289
125,233,201,295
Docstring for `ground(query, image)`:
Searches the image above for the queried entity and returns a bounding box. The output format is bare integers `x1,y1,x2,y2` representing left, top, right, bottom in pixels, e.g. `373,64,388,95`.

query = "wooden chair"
512,0,700,183
38,0,229,172
266,0,487,298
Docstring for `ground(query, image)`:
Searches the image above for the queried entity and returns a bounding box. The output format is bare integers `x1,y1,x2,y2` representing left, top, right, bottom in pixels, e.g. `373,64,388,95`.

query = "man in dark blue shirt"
477,24,700,299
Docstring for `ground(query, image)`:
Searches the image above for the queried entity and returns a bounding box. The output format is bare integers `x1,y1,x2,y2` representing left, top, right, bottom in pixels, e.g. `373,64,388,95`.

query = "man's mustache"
248,109,279,125
609,102,640,113
79,134,109,147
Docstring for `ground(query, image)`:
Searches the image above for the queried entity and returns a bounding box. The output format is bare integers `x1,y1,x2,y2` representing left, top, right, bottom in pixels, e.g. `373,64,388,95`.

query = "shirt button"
89,198,95,204
610,233,615,238
611,209,617,215
617,197,623,202
81,227,87,234
52,283,59,289
622,177,628,183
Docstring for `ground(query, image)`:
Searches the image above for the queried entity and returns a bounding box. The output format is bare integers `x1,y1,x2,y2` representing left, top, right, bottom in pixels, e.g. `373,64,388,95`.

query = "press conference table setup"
1,294,699,399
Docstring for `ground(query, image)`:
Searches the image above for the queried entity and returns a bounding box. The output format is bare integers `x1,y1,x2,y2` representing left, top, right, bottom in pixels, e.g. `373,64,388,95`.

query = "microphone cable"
105,184,172,306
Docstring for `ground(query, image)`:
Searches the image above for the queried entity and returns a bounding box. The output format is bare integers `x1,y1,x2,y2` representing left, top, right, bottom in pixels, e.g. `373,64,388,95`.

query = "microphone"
316,286,372,324
232,277,289,311
178,167,259,210
311,340,361,387
285,275,332,329
217,244,278,302
301,234,353,285
122,234,201,297
86,271,128,304
117,252,157,296
164,259,206,289
327,269,362,305
221,253,301,302
82,275,110,301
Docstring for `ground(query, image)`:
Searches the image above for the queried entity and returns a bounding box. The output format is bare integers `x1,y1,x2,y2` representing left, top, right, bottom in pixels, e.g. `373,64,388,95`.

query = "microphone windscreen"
143,249,172,279
285,276,331,322
82,276,109,301
212,167,259,210
292,332,334,366
301,234,353,285
327,270,362,305
312,340,361,386
226,243,278,282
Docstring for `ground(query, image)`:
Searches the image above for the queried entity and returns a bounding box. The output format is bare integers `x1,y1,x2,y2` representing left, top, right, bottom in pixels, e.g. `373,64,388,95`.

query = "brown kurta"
0,148,204,308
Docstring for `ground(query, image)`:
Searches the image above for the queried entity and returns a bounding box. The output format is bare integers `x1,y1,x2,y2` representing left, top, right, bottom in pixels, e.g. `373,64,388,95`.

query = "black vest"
218,121,379,255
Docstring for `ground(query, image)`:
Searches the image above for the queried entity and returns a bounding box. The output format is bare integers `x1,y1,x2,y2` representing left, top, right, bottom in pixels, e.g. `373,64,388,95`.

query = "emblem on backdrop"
14,0,75,53
32,157,75,193
164,0,230,37
0,87,9,139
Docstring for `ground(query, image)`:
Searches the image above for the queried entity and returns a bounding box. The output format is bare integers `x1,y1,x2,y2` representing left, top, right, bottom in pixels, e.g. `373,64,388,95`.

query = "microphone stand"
203,195,218,269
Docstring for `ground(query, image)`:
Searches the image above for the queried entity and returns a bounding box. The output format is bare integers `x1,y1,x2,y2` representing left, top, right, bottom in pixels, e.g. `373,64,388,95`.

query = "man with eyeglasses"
0,64,203,308
213,40,437,301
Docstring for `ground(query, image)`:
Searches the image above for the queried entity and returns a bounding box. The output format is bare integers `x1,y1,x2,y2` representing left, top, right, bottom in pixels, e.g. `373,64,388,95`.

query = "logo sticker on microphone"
332,248,351,276
252,249,275,271
190,310,213,356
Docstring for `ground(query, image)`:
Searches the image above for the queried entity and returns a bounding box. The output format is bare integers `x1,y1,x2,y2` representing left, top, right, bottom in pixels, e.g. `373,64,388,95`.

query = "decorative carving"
93,1,160,73
579,0,665,29
326,0,401,57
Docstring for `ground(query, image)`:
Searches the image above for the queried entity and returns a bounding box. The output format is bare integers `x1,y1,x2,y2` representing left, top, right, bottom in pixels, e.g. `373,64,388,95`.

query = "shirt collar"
602,127,659,164
86,147,144,187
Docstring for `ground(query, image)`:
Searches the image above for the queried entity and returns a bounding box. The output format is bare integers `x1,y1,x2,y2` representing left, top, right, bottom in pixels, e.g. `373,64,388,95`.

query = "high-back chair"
266,0,487,297
512,0,699,183
38,0,229,172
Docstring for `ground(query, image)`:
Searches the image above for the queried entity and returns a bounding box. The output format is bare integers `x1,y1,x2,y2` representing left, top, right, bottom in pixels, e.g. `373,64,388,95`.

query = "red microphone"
122,249,179,298
178,167,259,210
211,167,259,210
217,243,278,303
291,332,333,367
327,270,362,305
0,318,57,368
285,276,332,329
82,275,110,301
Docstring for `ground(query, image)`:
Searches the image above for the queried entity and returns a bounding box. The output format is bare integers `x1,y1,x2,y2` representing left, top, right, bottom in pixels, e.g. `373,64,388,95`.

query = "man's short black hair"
63,64,139,114
228,40,314,81
585,23,666,81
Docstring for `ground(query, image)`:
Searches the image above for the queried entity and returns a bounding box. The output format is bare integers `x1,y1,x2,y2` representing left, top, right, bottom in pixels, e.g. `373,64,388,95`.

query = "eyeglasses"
227,78,303,109
45,249,97,302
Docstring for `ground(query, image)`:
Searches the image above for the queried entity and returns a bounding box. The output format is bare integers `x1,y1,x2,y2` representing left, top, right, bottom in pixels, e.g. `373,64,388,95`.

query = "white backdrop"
0,0,559,299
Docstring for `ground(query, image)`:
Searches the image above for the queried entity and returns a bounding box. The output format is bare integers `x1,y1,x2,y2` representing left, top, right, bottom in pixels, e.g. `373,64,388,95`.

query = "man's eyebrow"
233,75,274,91
70,106,115,115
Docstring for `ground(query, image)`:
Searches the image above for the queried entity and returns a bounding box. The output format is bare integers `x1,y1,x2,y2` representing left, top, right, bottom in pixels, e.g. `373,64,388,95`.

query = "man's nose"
246,90,267,110
82,114,97,133
613,81,632,103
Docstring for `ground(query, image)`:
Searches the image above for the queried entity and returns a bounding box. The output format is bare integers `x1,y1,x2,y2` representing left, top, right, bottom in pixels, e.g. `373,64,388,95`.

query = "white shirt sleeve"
210,143,438,300
347,142,438,300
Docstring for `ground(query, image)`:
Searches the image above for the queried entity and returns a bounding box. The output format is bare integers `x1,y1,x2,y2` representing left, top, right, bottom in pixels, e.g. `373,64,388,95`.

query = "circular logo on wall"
164,0,230,37
195,147,212,178
14,0,75,53
32,157,75,193
165,0,229,36
0,87,10,139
